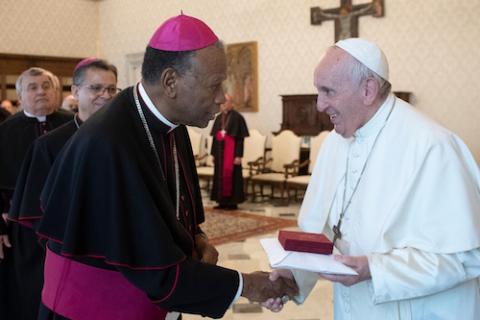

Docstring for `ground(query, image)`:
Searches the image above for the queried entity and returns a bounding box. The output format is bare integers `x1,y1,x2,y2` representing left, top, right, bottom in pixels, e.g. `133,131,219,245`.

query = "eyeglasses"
83,84,120,96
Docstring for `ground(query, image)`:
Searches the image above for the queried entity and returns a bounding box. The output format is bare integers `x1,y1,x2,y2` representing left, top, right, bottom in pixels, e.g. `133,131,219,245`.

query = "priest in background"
210,93,249,210
36,13,297,320
265,38,480,319
7,57,118,320
0,67,72,319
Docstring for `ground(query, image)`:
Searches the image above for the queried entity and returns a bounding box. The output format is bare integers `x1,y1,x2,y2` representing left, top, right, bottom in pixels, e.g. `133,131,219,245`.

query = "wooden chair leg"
251,181,256,202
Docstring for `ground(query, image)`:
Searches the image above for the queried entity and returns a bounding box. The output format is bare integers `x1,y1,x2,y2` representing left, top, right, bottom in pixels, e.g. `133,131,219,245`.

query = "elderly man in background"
265,38,480,319
7,58,117,320
0,67,72,319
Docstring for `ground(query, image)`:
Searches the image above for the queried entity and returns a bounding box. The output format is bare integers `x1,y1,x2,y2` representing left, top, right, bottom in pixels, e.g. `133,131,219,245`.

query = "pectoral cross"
332,219,343,244
310,0,384,42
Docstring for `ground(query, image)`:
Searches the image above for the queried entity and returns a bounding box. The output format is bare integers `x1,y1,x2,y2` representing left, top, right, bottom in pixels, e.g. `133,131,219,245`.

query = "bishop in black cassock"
210,94,249,209
7,58,118,320
36,14,297,320
0,67,72,320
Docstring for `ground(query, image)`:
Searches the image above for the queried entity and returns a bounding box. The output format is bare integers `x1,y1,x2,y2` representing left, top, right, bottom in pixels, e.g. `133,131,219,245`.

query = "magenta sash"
42,248,167,320
215,131,235,197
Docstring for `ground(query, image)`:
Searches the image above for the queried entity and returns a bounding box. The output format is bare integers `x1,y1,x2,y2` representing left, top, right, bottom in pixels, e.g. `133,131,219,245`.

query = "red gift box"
278,230,333,254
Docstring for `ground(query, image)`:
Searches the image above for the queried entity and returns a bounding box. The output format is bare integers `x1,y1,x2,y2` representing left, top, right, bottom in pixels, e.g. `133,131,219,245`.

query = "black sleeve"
210,137,218,157
118,259,239,319
234,138,244,158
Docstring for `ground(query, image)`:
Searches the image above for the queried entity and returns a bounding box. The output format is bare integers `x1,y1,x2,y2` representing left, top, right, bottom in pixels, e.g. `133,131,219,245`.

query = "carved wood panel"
280,94,333,136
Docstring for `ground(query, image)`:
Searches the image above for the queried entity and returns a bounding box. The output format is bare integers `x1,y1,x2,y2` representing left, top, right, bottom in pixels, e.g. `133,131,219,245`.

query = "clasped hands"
262,255,371,312
241,271,298,309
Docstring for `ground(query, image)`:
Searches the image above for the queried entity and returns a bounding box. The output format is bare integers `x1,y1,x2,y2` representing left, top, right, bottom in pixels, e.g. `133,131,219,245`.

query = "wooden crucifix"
311,0,384,42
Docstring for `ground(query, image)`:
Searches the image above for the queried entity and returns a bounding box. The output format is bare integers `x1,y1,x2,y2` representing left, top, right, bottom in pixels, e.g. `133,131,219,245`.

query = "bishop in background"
210,93,249,210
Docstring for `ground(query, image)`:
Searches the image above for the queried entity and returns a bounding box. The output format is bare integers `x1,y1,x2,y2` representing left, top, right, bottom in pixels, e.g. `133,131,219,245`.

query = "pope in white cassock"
264,38,480,319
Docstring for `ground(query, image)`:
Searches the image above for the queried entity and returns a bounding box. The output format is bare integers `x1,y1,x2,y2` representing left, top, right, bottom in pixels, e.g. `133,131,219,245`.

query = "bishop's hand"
241,271,298,303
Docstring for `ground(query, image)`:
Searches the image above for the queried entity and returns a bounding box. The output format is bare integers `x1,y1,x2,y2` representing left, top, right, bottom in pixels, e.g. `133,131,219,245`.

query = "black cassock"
0,108,10,124
210,110,249,207
8,119,78,320
0,110,72,319
37,87,239,320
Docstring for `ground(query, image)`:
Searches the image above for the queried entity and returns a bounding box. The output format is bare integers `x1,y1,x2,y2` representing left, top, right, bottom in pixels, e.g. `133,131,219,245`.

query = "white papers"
260,238,358,276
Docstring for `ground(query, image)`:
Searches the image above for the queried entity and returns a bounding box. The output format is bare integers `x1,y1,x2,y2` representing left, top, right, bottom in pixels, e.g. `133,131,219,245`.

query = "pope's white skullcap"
335,38,389,81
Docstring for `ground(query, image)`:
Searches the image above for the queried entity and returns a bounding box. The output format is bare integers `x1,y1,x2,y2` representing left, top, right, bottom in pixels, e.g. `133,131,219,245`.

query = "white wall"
97,0,480,162
2,0,480,162
0,0,98,57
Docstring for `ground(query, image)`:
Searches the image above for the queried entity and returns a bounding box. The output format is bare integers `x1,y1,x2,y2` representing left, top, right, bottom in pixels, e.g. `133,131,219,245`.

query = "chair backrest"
204,136,214,167
187,126,203,158
270,130,301,172
243,129,266,166
308,130,329,173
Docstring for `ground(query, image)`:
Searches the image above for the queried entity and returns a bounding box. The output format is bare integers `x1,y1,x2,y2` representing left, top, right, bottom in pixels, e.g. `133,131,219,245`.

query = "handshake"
241,270,296,312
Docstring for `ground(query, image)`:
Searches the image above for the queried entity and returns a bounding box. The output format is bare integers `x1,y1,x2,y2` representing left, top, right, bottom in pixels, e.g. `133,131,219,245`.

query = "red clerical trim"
215,131,235,197
6,216,34,229
36,232,185,270
151,263,180,303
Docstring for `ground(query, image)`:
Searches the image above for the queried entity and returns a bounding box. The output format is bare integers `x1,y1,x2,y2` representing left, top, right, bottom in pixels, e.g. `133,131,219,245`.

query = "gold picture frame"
224,41,258,112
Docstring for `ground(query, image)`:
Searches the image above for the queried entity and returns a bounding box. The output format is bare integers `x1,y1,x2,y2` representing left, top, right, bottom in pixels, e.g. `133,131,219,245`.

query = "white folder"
260,237,358,275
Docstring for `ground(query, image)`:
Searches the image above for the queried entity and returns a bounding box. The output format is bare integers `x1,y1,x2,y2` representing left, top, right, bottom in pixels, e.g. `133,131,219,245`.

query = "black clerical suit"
37,86,239,320
7,119,79,320
0,110,72,320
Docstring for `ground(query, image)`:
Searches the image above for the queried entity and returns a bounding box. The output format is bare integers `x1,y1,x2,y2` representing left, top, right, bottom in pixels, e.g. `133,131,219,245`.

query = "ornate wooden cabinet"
280,94,333,136
0,53,83,105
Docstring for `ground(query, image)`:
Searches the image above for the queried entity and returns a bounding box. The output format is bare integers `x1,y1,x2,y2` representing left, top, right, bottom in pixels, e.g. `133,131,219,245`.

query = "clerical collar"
138,82,178,132
355,93,395,139
23,110,46,122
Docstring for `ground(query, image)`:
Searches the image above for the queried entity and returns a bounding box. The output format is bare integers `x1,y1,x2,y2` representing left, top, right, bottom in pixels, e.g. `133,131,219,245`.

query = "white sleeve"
229,271,243,307
291,269,320,304
368,247,480,304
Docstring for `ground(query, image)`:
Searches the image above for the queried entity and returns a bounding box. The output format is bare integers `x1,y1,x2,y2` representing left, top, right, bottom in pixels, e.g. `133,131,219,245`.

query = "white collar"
23,110,46,122
138,82,178,132
355,93,395,140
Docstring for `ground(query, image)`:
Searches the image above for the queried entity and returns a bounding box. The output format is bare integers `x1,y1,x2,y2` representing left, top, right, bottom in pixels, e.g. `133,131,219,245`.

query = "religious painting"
224,41,258,112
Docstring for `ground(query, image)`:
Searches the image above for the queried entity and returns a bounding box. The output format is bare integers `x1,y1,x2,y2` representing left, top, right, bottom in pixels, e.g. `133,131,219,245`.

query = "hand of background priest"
241,271,298,302
0,234,12,259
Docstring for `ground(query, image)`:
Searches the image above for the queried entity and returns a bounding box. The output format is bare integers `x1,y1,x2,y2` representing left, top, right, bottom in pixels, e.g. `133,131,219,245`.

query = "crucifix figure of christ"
311,0,384,42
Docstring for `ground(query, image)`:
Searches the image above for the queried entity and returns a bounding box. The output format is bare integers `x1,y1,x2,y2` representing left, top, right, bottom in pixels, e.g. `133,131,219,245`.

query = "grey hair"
345,53,391,99
15,67,55,97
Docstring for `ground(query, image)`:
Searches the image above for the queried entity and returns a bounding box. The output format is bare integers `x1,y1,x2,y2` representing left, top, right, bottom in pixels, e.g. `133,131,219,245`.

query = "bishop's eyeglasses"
84,84,121,96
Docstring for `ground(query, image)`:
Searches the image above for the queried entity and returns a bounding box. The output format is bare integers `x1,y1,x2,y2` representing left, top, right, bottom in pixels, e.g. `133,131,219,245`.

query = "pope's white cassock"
293,93,480,319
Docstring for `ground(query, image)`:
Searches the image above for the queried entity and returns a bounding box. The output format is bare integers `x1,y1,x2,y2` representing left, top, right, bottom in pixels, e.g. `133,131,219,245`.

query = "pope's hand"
319,255,371,286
